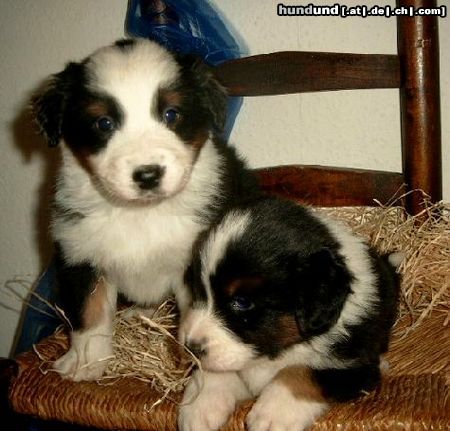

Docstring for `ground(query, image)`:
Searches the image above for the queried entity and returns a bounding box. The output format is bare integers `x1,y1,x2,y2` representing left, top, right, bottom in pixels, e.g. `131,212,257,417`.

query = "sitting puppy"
178,197,401,431
32,38,259,381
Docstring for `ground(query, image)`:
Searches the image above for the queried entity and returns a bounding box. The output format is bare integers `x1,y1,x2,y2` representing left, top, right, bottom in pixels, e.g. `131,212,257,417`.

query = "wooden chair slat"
214,52,400,96
255,165,405,207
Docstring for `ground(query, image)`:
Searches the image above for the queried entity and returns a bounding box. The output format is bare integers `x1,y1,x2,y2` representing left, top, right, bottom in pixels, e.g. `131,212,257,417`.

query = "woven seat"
7,307,450,430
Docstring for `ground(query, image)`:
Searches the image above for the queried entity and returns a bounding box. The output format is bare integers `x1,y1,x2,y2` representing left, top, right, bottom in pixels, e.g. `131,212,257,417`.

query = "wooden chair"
3,0,446,429
215,0,442,214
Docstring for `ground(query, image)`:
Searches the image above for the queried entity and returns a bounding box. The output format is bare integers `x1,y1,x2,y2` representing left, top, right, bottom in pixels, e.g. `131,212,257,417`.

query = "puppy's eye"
163,107,180,125
94,116,115,132
230,296,255,312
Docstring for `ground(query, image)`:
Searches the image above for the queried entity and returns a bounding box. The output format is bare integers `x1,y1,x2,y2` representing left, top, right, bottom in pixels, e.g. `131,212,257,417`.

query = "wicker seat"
6,306,450,430
2,0,447,429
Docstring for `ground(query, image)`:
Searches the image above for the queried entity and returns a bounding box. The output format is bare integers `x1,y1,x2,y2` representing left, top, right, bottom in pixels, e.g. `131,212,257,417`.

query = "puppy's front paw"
247,382,328,431
53,331,113,381
178,389,235,431
178,370,249,431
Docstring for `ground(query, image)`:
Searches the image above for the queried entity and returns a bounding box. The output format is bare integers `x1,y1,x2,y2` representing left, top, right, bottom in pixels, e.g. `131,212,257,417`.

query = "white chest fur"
53,141,222,305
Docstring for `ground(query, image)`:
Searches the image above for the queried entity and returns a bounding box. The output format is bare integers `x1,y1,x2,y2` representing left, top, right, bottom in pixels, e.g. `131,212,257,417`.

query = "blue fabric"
14,262,60,356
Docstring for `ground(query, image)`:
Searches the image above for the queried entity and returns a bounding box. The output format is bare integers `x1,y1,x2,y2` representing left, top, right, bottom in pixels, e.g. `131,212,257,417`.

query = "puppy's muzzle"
132,164,165,190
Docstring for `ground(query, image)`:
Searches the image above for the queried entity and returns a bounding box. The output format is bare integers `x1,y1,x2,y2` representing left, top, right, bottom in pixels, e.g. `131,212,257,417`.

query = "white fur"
239,358,284,396
388,251,405,268
179,370,250,431
180,307,256,372
54,139,222,307
199,209,251,307
246,381,328,431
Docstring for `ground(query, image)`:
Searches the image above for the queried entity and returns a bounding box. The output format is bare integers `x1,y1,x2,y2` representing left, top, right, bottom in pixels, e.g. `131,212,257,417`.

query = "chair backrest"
213,0,442,215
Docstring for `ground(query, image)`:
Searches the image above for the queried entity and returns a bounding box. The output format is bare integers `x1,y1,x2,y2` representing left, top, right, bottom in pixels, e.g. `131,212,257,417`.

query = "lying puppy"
32,38,259,381
178,197,401,431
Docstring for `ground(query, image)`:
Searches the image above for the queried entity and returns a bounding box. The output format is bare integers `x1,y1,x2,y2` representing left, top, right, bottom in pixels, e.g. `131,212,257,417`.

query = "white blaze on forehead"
88,40,180,131
199,209,251,310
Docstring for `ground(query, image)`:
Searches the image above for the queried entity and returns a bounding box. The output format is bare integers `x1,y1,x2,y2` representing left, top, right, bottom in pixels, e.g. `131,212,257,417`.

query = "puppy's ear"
294,248,352,338
31,62,83,147
178,54,228,133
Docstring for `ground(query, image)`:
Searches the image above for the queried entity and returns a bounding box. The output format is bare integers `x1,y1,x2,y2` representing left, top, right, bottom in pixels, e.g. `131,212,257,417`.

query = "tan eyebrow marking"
225,276,264,297
86,101,110,117
159,88,184,108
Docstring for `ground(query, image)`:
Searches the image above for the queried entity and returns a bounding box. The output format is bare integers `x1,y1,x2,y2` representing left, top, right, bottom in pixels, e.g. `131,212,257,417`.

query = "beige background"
0,0,448,357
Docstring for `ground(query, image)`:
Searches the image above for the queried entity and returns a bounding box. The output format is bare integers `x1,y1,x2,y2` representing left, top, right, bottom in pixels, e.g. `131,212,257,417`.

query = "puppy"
178,197,400,431
32,38,259,381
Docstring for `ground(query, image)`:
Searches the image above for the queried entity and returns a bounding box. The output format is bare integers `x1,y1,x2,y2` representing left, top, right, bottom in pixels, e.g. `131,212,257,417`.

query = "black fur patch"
331,250,400,363
32,62,85,147
62,88,124,156
33,60,124,155
167,54,228,135
154,50,227,146
313,364,381,402
114,38,136,51
293,248,352,338
198,139,261,224
54,243,99,331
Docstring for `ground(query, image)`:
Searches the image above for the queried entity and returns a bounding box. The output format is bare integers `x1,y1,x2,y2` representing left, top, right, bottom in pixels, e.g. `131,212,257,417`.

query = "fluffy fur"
33,39,259,381
179,197,400,431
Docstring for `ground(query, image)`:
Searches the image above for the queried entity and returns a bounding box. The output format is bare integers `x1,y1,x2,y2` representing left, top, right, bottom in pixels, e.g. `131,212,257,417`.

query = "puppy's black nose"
133,165,165,190
186,341,206,358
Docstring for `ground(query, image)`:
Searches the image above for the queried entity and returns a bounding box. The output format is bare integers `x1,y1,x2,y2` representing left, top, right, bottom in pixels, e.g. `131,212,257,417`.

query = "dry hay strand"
100,299,196,400
316,192,450,335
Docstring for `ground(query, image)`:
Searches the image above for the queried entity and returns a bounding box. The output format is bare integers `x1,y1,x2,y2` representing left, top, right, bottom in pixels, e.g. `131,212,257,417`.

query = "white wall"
0,0,129,357
0,0,448,357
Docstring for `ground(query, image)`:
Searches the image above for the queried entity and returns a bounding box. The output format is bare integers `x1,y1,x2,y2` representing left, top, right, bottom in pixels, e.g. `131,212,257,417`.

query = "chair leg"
397,0,442,215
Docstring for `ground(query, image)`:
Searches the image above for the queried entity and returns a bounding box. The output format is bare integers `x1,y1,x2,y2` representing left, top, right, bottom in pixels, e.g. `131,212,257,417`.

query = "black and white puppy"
33,38,259,381
178,197,400,431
